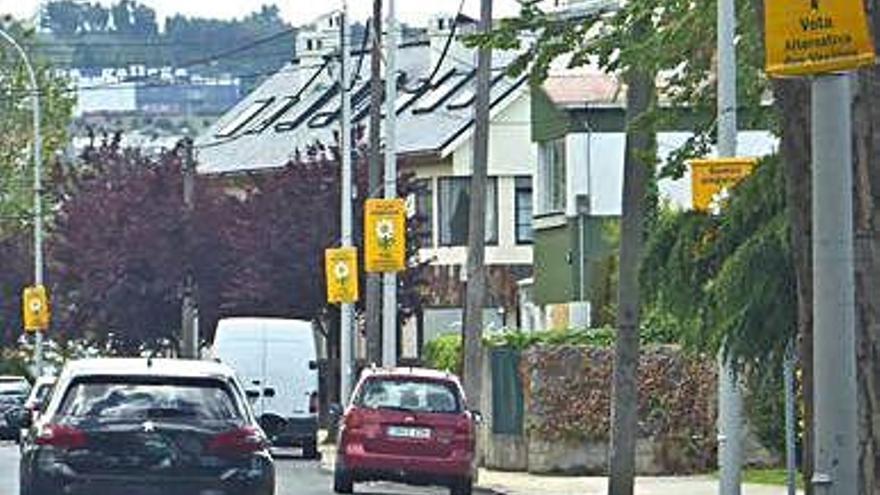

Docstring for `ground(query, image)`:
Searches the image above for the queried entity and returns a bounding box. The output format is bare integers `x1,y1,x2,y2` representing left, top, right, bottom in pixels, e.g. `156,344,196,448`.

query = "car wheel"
302,438,319,460
333,466,354,494
450,477,473,495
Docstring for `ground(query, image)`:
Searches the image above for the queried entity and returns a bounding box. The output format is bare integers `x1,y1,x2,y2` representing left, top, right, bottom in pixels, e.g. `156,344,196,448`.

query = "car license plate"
387,426,431,439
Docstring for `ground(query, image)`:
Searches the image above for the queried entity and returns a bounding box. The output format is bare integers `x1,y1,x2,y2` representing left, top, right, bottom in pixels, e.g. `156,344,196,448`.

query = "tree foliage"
642,156,796,367
44,138,427,353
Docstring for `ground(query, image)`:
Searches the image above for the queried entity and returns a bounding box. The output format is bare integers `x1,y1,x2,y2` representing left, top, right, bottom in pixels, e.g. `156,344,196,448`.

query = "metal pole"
810,73,857,495
716,0,743,493
1,29,44,377
181,138,197,359
339,3,355,405
784,340,797,495
382,0,398,368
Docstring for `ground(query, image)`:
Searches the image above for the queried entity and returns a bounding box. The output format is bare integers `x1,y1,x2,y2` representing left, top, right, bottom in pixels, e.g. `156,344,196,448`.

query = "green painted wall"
534,216,619,307
534,220,574,305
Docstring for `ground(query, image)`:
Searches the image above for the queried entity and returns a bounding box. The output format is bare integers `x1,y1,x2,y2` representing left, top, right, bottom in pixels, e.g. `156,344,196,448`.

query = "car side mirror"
7,408,31,430
263,387,276,398
328,403,344,419
308,360,318,370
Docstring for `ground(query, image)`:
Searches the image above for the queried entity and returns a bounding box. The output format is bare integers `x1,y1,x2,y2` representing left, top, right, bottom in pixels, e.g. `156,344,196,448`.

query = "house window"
438,177,498,247
411,179,434,248
306,39,314,51
538,138,566,214
515,176,534,244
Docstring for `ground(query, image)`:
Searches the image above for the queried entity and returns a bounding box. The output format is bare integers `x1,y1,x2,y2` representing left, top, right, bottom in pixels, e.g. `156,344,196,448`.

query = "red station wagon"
333,367,478,495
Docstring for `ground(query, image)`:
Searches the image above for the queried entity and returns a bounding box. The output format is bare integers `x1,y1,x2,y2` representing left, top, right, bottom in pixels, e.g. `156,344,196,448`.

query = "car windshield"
355,378,461,414
58,377,242,420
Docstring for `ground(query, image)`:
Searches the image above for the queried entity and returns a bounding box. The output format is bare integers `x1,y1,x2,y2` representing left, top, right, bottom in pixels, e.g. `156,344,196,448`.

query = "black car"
0,376,31,440
17,358,275,495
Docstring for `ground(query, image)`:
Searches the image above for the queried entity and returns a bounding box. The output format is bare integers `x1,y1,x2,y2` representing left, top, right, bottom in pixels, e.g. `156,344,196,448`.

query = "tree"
49,138,427,356
0,19,74,347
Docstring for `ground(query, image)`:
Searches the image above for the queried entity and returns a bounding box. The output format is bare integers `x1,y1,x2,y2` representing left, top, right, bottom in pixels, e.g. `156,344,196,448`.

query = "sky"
1,0,526,27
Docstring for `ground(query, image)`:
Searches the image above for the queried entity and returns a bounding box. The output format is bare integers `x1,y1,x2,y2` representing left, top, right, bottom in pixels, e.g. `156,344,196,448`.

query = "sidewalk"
478,470,801,495
318,443,799,495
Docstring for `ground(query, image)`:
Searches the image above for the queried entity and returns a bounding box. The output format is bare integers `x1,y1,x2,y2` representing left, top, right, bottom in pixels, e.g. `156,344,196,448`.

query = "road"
0,442,461,495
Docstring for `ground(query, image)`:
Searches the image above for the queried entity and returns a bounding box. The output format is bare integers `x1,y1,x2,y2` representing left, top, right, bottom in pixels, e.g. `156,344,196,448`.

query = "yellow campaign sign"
365,198,407,273
325,248,359,304
765,0,876,77
22,285,50,332
690,158,758,212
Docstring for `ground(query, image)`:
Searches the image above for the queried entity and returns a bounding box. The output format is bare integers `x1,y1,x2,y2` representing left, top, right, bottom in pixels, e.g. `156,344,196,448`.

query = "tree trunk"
608,62,655,495
771,76,815,495
366,0,384,366
852,6,879,493
753,1,815,490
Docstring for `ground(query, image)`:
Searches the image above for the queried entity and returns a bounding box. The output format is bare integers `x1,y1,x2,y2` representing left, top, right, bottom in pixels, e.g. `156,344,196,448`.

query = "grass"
743,469,805,490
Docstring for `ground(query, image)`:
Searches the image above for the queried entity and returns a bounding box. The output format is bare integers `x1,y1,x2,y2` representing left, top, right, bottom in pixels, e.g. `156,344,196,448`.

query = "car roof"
61,358,237,380
33,376,56,386
360,366,461,384
0,375,28,381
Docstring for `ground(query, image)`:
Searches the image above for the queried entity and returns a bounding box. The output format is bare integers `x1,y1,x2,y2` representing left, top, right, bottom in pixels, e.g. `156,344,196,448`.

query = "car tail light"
309,392,319,414
35,424,87,450
206,426,267,457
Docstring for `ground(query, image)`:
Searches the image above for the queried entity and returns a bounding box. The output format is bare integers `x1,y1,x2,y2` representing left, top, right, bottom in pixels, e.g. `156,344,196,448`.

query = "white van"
212,317,320,458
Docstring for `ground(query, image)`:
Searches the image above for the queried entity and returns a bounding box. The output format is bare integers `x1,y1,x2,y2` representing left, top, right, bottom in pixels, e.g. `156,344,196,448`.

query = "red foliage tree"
47,137,426,352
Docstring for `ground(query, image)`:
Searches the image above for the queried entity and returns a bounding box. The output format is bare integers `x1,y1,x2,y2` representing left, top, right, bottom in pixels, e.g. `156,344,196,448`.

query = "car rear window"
58,377,243,420
355,377,462,414
0,379,29,396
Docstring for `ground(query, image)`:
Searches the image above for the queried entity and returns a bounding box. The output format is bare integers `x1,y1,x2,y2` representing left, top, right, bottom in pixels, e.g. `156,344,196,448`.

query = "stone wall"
521,345,719,475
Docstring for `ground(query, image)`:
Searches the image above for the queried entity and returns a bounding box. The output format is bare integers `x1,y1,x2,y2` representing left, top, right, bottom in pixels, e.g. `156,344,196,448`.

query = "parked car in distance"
24,376,55,418
212,317,320,458
16,376,56,444
17,358,275,495
0,376,31,441
334,367,479,495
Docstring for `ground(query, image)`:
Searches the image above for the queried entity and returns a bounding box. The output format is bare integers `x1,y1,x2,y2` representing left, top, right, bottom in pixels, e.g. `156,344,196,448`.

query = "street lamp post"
1,28,45,377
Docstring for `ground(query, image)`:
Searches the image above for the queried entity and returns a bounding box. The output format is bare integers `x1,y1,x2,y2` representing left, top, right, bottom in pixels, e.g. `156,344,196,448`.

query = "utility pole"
811,73,857,495
181,138,198,359
1,29,44,376
462,0,492,407
339,2,355,405
365,0,383,367
382,0,398,368
716,0,743,493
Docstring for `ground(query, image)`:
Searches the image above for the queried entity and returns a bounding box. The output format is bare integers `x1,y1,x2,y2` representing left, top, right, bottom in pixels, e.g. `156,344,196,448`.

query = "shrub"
423,333,461,372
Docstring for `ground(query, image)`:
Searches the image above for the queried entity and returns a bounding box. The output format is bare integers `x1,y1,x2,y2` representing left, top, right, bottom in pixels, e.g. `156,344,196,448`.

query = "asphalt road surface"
0,442,460,495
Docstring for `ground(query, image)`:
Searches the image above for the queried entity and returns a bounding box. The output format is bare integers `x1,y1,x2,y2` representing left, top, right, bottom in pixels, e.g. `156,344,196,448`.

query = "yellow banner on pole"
690,158,758,212
765,0,876,77
364,198,407,273
325,248,359,304
22,285,50,333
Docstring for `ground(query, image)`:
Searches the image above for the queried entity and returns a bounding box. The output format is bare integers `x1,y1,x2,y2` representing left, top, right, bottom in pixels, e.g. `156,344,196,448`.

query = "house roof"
195,40,527,175
543,67,623,107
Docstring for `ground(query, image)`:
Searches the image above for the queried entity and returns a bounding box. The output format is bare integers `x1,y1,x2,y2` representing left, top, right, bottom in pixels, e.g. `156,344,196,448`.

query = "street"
0,442,466,495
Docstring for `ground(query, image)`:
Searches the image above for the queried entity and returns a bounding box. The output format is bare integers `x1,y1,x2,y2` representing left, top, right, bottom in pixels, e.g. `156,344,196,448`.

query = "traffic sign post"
364,199,406,273
690,158,757,212
765,0,875,77
326,248,360,304
22,285,50,333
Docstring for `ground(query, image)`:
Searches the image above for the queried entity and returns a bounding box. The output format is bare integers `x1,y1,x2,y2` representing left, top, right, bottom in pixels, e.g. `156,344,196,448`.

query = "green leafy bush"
423,334,461,372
